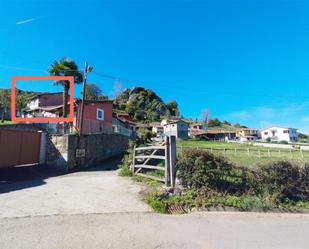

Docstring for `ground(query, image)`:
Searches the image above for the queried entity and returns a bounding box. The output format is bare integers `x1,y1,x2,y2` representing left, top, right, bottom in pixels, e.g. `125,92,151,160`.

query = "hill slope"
114,87,179,122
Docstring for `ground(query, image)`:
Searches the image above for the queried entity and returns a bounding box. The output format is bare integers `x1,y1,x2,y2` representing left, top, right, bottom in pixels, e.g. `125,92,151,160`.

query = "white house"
236,128,259,142
161,119,189,139
152,124,164,137
261,126,298,143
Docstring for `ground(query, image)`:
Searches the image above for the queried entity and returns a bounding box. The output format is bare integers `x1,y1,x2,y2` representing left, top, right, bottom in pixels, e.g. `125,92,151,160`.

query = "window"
264,132,268,135
96,108,104,120
283,130,289,134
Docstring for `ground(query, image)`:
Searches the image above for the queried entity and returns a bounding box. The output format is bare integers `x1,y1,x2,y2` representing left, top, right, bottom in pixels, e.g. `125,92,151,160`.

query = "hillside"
0,88,37,120
114,87,179,122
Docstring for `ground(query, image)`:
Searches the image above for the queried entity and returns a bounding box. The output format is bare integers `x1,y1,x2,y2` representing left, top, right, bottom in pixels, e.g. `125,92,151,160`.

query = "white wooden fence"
132,136,176,187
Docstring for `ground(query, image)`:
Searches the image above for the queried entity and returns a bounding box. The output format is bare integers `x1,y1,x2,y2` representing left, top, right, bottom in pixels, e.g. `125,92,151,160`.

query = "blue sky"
0,0,308,132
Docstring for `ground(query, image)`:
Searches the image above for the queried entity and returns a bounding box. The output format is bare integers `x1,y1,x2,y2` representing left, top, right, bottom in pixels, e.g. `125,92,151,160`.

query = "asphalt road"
0,212,309,249
0,161,309,249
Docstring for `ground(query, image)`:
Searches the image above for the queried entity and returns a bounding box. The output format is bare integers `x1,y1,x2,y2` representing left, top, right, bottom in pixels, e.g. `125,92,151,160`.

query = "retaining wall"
45,133,129,170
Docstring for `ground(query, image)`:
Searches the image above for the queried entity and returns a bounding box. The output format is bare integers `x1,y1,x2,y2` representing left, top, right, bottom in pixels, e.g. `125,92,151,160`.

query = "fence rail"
177,145,309,159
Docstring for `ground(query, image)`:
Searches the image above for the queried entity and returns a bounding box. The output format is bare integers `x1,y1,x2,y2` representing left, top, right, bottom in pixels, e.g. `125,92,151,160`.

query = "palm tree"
49,58,83,117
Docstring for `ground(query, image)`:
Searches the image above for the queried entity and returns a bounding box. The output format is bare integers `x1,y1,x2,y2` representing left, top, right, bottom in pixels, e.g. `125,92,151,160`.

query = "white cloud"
223,102,309,132
16,18,36,25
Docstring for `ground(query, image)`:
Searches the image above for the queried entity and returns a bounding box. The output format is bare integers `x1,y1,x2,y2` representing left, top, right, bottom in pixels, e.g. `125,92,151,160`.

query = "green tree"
0,89,10,122
16,94,28,116
166,100,179,116
49,58,83,117
208,118,221,127
84,83,107,101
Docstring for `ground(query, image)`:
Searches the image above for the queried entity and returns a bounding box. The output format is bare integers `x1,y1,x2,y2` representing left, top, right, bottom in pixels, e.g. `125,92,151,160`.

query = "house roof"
29,92,67,107
164,119,190,125
236,128,258,131
136,123,152,128
29,92,63,100
261,126,298,131
75,99,114,104
204,130,236,135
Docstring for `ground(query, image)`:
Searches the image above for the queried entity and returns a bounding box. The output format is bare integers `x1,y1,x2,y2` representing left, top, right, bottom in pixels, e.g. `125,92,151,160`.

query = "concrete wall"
45,133,129,170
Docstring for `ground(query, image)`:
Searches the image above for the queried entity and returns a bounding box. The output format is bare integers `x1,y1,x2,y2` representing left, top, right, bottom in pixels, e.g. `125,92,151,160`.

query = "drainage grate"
167,204,187,214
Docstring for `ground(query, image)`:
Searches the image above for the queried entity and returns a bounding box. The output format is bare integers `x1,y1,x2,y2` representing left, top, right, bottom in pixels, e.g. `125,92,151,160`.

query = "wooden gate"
0,129,41,168
132,136,176,187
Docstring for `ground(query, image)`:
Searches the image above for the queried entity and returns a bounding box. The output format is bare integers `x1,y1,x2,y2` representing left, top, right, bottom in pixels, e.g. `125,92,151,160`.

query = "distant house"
189,123,208,137
151,124,164,137
114,112,137,132
161,119,189,139
26,92,66,117
201,130,236,141
74,99,113,134
112,113,136,137
261,126,298,142
236,128,258,142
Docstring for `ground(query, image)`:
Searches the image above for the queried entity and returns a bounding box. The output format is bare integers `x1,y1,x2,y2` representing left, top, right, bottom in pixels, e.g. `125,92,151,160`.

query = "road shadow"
0,164,66,194
0,154,125,194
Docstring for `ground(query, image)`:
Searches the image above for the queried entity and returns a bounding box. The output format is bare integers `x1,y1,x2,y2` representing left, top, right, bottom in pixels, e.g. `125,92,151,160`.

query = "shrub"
279,140,288,144
145,192,167,213
176,149,251,195
253,160,309,202
118,140,134,177
176,149,309,204
137,128,154,144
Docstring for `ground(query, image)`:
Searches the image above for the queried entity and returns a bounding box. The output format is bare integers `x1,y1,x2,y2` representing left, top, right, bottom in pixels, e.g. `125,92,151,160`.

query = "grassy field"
177,139,309,167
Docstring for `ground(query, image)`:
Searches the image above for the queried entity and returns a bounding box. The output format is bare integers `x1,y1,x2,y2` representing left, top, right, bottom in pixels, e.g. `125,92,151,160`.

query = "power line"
0,63,308,100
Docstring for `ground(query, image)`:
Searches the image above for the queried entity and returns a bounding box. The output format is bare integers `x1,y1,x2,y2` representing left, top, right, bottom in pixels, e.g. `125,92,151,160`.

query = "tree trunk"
63,83,69,117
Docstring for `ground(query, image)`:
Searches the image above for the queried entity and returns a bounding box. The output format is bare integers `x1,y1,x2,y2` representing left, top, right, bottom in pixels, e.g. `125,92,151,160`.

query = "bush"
137,128,154,144
279,140,288,144
253,160,309,202
145,192,167,213
176,149,251,195
118,140,134,177
177,149,309,205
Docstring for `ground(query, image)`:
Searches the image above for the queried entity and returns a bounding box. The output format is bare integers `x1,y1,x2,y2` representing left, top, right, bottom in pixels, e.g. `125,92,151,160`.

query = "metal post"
79,62,88,136
169,136,176,187
132,144,136,175
165,136,170,186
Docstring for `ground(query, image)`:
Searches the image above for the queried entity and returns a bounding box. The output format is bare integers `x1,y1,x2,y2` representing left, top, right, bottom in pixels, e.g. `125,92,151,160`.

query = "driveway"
0,159,309,249
0,159,150,218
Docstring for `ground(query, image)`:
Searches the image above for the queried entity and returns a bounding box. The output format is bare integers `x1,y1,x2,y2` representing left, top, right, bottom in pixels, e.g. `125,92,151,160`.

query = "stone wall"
45,133,129,170
45,135,69,171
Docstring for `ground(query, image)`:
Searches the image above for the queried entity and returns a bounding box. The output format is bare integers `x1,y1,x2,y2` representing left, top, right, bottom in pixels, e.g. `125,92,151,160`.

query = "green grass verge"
0,120,13,125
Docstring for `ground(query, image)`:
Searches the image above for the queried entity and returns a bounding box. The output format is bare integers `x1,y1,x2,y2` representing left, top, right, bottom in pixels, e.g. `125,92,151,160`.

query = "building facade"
161,119,189,139
261,126,298,142
236,128,259,142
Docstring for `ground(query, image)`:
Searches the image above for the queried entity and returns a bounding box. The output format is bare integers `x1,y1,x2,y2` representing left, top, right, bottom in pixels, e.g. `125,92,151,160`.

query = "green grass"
177,139,309,167
0,120,13,125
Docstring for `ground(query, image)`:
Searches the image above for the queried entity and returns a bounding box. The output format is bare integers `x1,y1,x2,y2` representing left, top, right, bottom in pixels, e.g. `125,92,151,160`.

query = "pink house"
74,99,113,134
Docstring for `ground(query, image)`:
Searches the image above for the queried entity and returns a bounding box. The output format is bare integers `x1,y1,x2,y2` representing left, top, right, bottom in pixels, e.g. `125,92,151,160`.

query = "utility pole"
79,62,92,136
